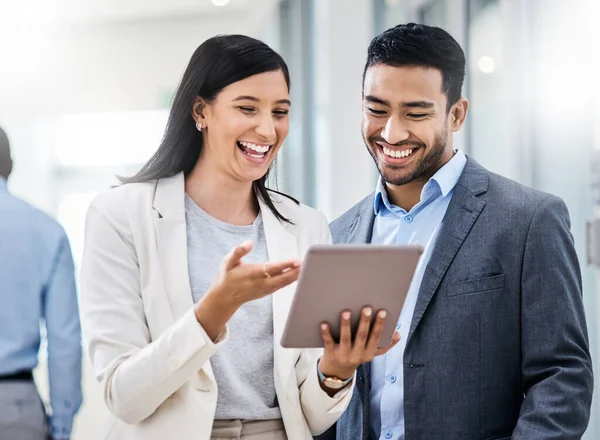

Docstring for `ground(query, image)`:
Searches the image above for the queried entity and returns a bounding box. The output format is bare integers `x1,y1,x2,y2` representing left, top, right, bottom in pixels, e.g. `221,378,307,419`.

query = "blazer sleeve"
294,211,356,436
79,193,227,424
513,195,593,439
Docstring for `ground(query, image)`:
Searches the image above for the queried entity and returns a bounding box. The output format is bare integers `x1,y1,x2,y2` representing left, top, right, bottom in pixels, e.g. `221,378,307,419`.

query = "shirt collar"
374,149,467,215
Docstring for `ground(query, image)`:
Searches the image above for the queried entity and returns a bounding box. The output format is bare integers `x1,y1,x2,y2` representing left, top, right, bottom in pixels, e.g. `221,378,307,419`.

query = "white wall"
0,15,255,117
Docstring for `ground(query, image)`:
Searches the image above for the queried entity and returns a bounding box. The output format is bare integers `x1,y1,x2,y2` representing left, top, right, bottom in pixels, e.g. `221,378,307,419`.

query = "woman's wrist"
194,286,239,341
205,285,241,313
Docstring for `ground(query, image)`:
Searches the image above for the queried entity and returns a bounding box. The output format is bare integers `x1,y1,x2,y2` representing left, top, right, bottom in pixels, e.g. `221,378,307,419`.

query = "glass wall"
467,0,517,179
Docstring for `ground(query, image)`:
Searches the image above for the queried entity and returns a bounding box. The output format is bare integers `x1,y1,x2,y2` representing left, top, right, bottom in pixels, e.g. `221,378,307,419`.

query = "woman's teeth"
383,146,414,158
238,141,271,154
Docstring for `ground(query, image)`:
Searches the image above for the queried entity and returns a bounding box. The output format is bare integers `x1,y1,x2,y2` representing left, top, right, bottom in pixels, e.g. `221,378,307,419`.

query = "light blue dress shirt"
370,150,467,440
0,178,82,439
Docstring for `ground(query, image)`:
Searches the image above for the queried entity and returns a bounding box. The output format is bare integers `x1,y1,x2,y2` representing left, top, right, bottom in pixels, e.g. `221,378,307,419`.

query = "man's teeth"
239,141,271,154
383,147,414,158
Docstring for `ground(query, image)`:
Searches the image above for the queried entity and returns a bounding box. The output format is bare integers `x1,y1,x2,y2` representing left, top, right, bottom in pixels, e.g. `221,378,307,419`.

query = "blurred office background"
0,0,598,438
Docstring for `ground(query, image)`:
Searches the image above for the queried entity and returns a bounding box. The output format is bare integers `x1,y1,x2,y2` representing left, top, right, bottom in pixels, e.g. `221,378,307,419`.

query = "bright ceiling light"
212,0,230,6
478,56,496,74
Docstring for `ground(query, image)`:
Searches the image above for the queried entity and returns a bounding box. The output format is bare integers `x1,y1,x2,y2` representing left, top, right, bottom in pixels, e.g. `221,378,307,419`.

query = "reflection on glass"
55,110,168,167
419,0,446,28
374,0,407,34
467,0,515,179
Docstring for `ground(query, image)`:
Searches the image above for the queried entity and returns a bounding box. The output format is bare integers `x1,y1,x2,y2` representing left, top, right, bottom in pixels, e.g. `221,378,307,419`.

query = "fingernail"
242,240,252,249
379,310,387,318
343,311,351,320
293,261,301,268
321,323,328,330
364,308,372,317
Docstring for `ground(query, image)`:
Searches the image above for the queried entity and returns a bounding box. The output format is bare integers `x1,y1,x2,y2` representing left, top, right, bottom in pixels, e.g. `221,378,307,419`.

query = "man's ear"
450,97,469,132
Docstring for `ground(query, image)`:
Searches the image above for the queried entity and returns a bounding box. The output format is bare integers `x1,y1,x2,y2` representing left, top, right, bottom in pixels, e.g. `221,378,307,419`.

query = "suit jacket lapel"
346,195,376,244
259,196,300,389
407,159,489,344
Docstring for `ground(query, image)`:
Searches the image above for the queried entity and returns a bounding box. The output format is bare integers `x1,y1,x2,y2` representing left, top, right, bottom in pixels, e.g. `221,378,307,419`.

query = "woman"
80,35,398,440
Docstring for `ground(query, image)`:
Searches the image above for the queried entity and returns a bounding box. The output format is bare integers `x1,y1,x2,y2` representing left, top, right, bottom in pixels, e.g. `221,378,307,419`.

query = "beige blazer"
79,173,354,440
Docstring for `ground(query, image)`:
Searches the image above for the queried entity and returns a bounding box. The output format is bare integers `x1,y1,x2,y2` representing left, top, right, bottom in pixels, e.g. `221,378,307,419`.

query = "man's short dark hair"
0,127,11,179
363,23,466,111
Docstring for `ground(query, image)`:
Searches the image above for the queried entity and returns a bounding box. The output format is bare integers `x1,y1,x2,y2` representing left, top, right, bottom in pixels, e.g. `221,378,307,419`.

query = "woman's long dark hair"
120,34,298,222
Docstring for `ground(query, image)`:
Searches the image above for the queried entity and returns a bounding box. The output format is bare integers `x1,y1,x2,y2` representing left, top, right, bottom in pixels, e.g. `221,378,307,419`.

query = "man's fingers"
353,307,374,349
320,323,335,350
339,311,352,347
374,330,401,356
224,240,253,270
364,309,387,353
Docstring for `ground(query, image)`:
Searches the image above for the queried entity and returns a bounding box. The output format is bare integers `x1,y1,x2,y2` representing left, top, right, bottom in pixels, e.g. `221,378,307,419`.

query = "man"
0,127,82,440
324,24,593,440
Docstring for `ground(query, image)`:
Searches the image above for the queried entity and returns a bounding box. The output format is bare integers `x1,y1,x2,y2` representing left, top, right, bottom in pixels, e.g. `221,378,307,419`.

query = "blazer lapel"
407,159,489,344
153,174,195,321
152,174,215,382
259,196,300,389
346,195,376,244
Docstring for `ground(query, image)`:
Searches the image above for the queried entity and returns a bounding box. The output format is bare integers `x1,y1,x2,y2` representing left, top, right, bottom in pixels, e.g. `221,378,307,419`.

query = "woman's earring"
196,122,203,132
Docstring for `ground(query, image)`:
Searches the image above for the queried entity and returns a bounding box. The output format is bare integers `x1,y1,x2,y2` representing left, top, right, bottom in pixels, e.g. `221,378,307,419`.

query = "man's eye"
408,113,427,118
368,108,386,115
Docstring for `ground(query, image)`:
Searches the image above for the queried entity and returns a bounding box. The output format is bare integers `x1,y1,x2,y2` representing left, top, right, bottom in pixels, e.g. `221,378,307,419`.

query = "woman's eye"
273,110,289,118
239,106,255,113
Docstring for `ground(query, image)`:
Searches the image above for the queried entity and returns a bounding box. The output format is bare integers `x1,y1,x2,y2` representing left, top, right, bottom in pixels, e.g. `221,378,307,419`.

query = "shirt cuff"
50,413,75,439
316,357,355,398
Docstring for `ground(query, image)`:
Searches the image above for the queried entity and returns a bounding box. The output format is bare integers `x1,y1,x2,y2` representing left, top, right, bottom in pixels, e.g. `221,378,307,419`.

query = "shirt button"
385,432,393,439
404,215,413,223
390,375,397,383
396,323,401,330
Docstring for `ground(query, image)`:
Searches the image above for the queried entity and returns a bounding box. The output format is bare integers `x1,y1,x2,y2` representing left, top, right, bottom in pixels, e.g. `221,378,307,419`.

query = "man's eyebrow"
402,101,435,109
364,95,390,106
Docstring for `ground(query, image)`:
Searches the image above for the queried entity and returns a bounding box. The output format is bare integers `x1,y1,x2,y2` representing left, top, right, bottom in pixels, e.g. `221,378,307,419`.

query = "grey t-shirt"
185,194,281,420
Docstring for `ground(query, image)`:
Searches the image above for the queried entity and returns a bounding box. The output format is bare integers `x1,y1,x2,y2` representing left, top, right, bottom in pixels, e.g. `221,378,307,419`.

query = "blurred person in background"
321,23,593,440
79,34,398,440
0,127,82,440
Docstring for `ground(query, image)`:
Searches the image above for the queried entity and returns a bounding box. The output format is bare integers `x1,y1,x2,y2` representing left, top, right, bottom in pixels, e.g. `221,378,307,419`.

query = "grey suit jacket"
318,158,593,440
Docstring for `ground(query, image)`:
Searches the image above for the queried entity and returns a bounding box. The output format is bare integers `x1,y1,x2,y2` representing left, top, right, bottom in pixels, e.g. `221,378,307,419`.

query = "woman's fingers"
224,240,253,270
263,260,301,277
